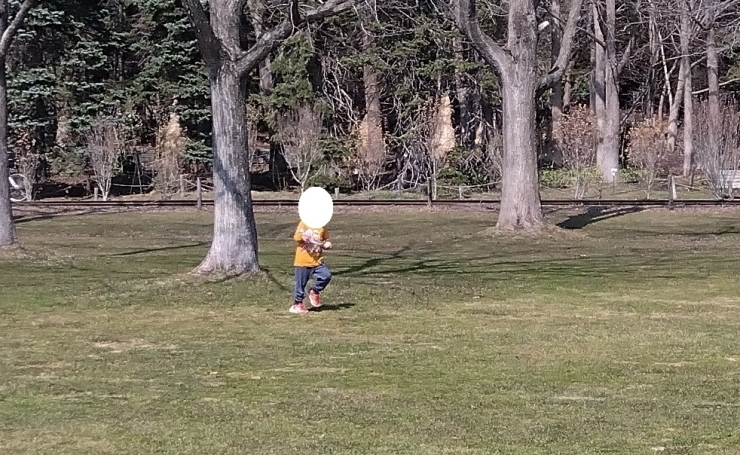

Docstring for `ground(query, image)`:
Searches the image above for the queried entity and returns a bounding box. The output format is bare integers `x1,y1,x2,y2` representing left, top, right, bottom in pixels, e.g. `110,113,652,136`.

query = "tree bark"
360,23,385,167
706,16,720,161
602,0,620,183
592,2,607,178
454,36,475,148
247,0,273,94
182,0,352,274
0,55,15,246
666,62,686,153
498,70,544,229
454,0,581,231
0,0,36,246
681,0,693,176
496,0,544,229
188,0,259,274
549,0,563,165
195,68,260,274
646,7,657,119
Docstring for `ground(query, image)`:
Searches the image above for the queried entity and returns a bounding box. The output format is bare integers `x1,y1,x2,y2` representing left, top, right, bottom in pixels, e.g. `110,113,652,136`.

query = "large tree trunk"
498,71,544,229
549,0,563,166
602,0,620,183
667,2,689,154
454,0,581,231
359,17,385,169
666,64,686,153
681,0,693,176
706,20,720,161
360,60,385,164
182,0,352,274
195,67,260,274
592,2,607,177
0,55,16,246
495,0,544,230
454,36,475,148
645,8,657,119
191,0,261,274
0,0,37,246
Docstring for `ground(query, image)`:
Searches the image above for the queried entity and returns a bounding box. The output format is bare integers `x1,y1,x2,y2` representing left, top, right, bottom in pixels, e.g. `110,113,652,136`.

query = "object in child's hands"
299,187,333,229
300,228,325,253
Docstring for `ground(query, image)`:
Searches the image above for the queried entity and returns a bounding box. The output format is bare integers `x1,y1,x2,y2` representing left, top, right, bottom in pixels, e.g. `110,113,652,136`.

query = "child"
289,220,333,315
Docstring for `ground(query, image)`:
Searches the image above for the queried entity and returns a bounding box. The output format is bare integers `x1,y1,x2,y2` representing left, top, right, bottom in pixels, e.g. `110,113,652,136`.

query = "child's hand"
323,241,332,249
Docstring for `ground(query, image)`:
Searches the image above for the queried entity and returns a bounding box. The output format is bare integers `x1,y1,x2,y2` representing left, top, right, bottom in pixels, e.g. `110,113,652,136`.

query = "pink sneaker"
289,302,308,315
308,290,321,308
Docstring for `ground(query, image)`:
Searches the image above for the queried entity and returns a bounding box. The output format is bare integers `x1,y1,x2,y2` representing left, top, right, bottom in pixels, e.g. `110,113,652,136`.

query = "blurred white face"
299,187,333,229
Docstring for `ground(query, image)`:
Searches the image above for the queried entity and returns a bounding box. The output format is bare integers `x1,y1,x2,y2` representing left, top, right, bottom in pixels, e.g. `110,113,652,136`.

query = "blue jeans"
294,263,332,303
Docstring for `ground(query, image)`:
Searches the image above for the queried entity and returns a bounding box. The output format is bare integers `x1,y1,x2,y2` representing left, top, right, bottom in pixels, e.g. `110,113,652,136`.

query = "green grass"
2,207,740,454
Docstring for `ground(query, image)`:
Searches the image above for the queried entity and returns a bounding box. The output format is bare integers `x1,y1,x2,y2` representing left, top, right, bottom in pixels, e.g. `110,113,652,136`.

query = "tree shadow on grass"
310,302,355,312
333,246,411,277
331,250,737,282
557,206,645,229
13,208,101,224
110,242,208,257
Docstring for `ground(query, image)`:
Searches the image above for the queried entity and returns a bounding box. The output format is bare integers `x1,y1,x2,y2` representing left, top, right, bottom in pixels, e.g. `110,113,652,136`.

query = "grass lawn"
1,206,739,454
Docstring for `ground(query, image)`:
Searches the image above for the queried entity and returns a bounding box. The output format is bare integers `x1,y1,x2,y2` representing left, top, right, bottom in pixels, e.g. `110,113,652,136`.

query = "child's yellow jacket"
293,221,329,267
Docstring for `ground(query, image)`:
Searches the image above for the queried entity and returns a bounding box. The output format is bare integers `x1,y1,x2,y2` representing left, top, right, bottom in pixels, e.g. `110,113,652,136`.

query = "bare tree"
0,0,38,246
453,0,583,230
86,120,127,201
664,1,689,156
592,0,633,184
681,0,694,176
358,3,386,185
275,104,324,191
549,0,564,165
592,1,607,179
181,0,352,274
693,98,740,198
705,0,721,166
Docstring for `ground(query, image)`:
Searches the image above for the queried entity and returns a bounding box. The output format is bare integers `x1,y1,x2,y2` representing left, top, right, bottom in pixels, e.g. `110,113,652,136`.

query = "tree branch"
692,77,740,95
539,0,583,92
616,31,635,76
235,0,353,76
452,0,509,72
0,0,36,58
181,0,222,68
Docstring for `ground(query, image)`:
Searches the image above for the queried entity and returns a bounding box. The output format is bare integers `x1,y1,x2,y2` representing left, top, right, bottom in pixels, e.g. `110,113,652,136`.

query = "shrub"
626,117,669,198
553,105,597,198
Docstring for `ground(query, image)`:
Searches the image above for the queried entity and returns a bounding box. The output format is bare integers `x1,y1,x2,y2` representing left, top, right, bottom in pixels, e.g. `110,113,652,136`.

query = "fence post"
94,186,99,201
196,177,202,210
180,175,186,194
458,186,463,200
668,174,677,204
334,187,339,199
